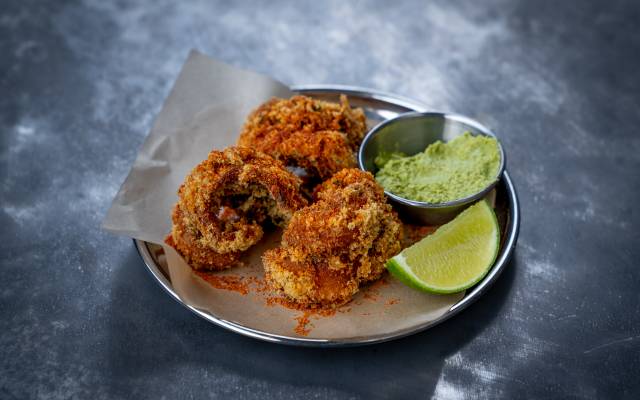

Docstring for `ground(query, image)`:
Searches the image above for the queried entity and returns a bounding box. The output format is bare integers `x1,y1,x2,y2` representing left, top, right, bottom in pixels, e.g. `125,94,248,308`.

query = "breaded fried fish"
263,169,402,306
237,95,367,181
166,146,307,271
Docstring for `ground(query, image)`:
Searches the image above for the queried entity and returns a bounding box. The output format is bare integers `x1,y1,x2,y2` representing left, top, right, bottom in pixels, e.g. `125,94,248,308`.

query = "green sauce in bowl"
375,132,501,204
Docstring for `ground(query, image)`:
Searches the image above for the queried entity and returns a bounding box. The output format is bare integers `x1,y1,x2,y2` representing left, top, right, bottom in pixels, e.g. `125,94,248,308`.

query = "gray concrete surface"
1,0,639,398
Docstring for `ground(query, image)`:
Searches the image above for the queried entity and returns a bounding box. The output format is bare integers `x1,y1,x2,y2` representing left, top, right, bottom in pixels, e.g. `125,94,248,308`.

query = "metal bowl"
358,112,506,225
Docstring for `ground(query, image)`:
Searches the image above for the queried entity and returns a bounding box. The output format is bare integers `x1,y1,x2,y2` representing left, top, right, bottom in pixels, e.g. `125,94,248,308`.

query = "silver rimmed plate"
134,85,520,347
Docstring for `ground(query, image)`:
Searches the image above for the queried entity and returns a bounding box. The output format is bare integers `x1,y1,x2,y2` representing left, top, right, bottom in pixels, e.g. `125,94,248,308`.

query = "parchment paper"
103,50,463,339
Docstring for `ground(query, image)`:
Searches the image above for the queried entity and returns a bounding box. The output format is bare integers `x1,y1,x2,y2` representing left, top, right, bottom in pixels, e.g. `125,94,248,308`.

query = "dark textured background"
2,1,639,399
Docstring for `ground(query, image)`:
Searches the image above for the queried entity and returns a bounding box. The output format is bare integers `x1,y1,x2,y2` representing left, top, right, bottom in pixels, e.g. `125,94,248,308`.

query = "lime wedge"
387,201,500,294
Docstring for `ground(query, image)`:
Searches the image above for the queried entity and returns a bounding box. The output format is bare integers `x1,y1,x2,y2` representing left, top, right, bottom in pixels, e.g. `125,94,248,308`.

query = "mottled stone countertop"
2,1,639,399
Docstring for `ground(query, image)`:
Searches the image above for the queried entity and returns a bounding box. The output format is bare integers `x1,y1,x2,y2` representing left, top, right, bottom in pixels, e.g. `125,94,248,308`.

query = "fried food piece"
237,95,367,180
166,146,307,271
263,169,402,306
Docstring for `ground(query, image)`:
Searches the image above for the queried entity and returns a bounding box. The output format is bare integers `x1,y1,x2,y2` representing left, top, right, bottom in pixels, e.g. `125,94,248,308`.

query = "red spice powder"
246,276,270,293
195,272,250,295
190,256,401,336
267,296,338,317
385,298,400,306
266,296,341,336
363,291,378,301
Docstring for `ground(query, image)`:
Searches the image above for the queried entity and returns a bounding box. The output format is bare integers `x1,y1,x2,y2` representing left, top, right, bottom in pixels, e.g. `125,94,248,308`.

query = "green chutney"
375,132,500,203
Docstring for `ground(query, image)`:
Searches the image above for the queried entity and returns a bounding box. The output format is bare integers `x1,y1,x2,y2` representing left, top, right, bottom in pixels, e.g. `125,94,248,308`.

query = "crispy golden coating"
237,95,367,180
263,169,402,306
167,205,241,271
166,146,307,271
312,167,386,203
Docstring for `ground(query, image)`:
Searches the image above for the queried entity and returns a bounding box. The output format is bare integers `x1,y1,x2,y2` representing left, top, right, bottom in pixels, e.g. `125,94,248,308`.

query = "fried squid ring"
263,169,402,306
237,95,367,181
166,146,307,271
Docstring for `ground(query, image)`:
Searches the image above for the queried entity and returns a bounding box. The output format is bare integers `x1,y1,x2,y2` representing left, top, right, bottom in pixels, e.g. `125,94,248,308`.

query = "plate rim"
134,84,520,347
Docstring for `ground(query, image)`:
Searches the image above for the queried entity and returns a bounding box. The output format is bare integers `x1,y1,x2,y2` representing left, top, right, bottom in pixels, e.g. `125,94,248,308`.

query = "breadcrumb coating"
237,95,367,180
166,146,307,271
166,205,241,270
263,169,402,306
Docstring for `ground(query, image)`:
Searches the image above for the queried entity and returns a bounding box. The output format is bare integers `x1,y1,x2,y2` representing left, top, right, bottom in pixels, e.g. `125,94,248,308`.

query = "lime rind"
386,200,500,294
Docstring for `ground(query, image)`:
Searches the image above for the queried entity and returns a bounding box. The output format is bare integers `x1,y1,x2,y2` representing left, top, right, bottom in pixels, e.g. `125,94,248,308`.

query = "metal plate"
134,85,520,347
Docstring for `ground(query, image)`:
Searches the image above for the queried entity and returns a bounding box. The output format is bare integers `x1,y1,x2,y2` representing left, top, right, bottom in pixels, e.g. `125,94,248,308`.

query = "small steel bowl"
358,112,506,225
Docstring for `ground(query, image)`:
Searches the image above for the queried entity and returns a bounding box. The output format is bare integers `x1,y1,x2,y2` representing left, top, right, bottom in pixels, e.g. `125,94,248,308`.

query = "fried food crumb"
294,312,313,336
194,272,250,295
385,298,400,306
363,291,378,301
